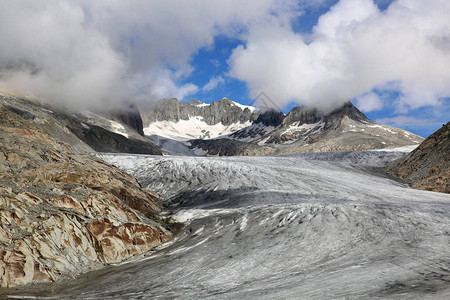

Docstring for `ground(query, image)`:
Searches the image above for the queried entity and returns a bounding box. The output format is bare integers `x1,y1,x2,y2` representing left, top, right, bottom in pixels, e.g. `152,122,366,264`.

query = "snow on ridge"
193,102,209,107
281,121,324,136
191,98,256,112
143,116,252,141
230,100,256,112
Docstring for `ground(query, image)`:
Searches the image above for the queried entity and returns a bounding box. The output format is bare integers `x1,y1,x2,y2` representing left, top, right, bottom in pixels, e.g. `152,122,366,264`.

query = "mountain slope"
0,93,162,155
145,98,423,156
142,98,258,141
386,122,449,193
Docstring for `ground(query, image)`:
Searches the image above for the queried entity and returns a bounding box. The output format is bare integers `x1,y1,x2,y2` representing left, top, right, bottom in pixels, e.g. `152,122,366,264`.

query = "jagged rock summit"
142,97,258,127
386,122,450,193
142,98,423,156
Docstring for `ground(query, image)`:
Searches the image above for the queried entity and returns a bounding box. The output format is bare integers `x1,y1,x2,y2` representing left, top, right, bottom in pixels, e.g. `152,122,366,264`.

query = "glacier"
8,149,450,299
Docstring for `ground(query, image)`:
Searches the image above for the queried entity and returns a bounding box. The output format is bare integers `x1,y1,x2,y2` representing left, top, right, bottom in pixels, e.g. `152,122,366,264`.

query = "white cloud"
229,0,450,113
2,0,449,115
0,0,300,109
128,69,199,108
356,92,383,112
202,76,225,92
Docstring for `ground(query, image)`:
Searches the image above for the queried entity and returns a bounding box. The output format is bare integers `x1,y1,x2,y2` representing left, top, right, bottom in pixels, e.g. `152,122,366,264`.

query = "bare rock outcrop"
0,103,171,287
189,102,423,156
386,122,449,193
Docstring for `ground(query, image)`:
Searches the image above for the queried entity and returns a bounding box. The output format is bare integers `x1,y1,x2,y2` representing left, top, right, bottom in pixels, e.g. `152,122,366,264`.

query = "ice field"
9,150,450,299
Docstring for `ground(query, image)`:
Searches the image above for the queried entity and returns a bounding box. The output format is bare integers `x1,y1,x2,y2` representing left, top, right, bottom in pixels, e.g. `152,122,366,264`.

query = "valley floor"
5,150,450,299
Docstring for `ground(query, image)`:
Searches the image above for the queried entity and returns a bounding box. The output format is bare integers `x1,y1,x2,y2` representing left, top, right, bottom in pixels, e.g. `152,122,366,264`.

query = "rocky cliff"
0,94,162,155
0,96,171,288
107,102,145,137
184,101,423,156
386,122,449,193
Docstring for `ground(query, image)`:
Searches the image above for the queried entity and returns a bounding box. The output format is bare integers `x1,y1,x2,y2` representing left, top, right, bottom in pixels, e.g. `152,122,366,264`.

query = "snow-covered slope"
144,116,252,141
12,150,449,299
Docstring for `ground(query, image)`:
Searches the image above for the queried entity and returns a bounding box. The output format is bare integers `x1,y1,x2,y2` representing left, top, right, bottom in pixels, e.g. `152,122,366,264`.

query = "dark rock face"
62,117,162,154
142,98,181,124
282,106,322,126
255,110,284,126
386,122,449,193
108,103,145,136
190,138,274,156
142,98,259,126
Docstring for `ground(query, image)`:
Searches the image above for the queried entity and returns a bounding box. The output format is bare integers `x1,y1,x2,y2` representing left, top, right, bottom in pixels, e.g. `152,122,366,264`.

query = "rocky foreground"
0,98,171,288
386,122,450,194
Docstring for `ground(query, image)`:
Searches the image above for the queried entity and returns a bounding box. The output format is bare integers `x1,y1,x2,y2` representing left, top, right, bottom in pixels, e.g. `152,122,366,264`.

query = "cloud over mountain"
0,0,449,115
0,0,297,109
229,0,450,112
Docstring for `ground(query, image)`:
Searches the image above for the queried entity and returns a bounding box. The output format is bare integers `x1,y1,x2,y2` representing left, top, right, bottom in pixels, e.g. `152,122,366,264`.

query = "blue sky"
178,0,449,138
1,0,449,138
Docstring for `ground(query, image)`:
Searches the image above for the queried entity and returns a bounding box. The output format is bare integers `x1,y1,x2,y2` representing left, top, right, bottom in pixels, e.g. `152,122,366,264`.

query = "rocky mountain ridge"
142,97,258,126
0,93,162,155
142,98,423,156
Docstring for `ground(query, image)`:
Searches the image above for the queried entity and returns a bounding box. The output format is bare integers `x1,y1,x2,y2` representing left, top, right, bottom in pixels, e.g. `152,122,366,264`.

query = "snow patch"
110,120,129,138
230,100,256,112
371,144,419,153
257,136,270,146
368,124,398,134
193,102,209,107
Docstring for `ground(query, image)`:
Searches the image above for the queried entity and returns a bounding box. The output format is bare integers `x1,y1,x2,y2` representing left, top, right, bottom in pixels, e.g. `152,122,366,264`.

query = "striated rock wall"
0,103,171,287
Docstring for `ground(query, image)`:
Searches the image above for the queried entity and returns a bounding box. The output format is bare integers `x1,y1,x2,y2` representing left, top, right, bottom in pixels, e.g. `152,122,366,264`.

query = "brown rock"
0,98,172,288
386,122,449,194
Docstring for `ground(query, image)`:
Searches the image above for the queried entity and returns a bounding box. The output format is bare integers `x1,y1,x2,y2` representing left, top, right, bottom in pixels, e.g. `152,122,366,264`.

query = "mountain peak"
141,98,422,156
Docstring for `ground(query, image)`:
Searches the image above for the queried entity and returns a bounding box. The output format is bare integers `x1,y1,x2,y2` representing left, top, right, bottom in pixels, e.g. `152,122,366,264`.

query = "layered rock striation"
0,97,171,288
